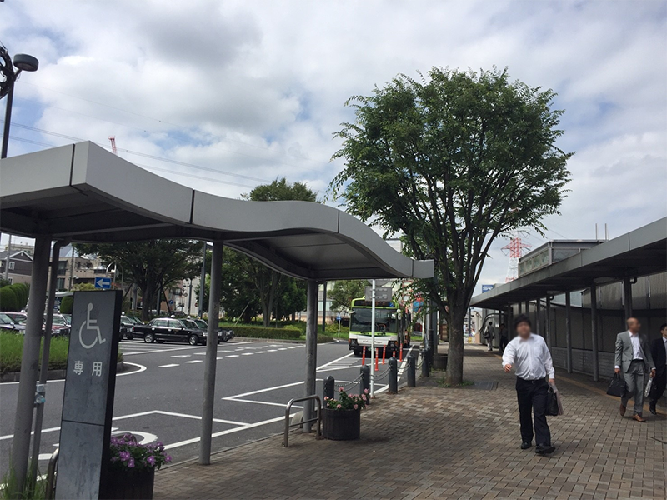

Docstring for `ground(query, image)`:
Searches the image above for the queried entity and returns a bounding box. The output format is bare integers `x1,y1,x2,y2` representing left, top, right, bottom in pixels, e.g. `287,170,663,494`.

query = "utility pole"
198,242,206,318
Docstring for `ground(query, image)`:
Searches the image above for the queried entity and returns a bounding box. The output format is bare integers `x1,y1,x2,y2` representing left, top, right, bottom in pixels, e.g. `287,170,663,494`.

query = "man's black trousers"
516,377,551,446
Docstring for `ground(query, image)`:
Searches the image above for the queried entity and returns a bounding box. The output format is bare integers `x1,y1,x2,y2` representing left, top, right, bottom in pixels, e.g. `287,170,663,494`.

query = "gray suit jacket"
614,331,655,373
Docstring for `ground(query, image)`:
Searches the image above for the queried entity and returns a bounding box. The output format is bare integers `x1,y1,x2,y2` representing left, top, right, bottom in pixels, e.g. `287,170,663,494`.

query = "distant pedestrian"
615,317,655,422
648,323,667,415
485,321,495,351
502,314,555,455
499,323,509,354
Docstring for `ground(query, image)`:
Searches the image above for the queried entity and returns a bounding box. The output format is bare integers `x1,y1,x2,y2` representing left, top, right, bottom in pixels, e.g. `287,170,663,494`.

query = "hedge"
0,287,19,312
229,326,334,343
60,295,74,314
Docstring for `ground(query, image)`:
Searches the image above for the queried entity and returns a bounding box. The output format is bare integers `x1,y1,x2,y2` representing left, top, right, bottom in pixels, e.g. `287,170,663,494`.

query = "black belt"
517,376,545,383
631,359,644,363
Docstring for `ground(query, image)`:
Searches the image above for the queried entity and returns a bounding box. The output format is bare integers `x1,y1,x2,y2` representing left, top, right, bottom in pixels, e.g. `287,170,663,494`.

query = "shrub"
9,283,29,309
0,287,18,312
231,325,302,340
60,295,74,314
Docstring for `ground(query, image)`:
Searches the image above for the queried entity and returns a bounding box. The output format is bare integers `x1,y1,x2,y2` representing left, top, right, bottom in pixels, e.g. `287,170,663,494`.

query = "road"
0,339,414,477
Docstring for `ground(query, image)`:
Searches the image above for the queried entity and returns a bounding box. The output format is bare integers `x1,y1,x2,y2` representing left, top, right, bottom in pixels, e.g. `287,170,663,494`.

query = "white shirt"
502,333,554,380
629,332,643,360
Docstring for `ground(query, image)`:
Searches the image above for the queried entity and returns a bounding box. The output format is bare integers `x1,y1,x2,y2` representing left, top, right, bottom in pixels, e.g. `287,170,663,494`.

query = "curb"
0,361,126,382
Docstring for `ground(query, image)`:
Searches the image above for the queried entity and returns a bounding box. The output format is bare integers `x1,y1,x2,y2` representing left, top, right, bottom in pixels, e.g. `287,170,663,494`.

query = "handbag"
607,372,626,397
546,385,561,416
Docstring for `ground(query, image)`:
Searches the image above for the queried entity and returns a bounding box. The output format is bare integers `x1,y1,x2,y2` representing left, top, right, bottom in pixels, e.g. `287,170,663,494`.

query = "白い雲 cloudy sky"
1,0,665,289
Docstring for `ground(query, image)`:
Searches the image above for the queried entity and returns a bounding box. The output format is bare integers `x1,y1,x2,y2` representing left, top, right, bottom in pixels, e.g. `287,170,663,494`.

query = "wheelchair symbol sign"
78,302,106,349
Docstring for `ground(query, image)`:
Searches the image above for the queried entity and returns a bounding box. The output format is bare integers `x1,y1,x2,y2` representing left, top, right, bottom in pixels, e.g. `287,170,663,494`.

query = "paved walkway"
154,345,666,499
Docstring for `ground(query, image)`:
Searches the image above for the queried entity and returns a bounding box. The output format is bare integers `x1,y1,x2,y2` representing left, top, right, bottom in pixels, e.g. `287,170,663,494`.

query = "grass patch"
0,464,47,500
0,332,123,374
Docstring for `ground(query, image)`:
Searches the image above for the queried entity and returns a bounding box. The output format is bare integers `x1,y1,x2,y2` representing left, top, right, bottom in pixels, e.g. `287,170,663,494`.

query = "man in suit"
648,323,667,415
615,317,655,422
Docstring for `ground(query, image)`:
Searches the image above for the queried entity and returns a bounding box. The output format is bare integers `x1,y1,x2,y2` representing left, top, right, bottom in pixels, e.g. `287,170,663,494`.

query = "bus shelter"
0,142,434,488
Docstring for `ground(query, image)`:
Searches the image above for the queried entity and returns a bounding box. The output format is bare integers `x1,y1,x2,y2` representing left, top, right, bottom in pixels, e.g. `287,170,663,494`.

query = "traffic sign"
365,286,393,302
482,284,495,293
94,277,111,289
336,315,341,321
168,300,174,305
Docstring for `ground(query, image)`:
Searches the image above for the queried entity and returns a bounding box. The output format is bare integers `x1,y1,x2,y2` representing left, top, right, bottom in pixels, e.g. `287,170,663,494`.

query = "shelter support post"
565,292,573,373
11,235,51,493
524,301,530,321
536,299,541,336
545,296,551,347
199,240,223,465
29,240,63,483
622,277,633,322
590,283,599,382
304,279,318,432
198,242,206,318
321,281,327,333
518,302,522,314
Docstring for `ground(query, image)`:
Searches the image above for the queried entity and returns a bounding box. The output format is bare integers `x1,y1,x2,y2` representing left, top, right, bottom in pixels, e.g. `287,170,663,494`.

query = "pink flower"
339,387,344,392
364,389,369,394
354,404,359,410
337,404,342,409
324,396,328,401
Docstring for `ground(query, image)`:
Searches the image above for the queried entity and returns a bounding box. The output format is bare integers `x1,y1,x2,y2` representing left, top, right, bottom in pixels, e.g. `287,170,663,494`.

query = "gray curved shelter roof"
0,142,433,280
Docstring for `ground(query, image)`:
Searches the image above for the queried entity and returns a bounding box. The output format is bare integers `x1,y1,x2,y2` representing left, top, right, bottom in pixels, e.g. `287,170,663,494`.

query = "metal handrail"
45,448,59,500
283,395,322,447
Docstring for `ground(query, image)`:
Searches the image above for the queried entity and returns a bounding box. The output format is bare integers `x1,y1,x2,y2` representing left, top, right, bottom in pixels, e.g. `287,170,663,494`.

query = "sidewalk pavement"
154,345,666,499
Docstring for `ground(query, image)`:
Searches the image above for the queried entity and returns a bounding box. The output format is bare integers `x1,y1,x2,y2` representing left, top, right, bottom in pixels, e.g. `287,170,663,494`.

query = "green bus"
347,297,409,357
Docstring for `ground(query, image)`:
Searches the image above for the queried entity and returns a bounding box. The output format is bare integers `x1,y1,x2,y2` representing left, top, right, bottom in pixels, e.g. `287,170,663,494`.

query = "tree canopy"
329,280,368,312
330,67,572,384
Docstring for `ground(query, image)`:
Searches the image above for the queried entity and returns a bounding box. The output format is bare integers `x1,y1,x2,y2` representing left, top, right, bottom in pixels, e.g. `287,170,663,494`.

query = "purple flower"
128,458,135,468
119,451,130,462
165,455,172,463
147,456,156,466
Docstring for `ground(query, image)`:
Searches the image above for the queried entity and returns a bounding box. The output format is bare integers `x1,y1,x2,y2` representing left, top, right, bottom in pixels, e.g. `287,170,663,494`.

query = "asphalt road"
0,338,415,477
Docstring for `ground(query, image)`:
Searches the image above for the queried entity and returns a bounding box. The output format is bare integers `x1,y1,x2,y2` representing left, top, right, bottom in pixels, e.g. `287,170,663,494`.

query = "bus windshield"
350,308,398,334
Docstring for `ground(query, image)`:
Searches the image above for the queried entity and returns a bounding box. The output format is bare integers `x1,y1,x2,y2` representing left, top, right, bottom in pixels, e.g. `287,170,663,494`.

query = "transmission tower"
501,231,531,282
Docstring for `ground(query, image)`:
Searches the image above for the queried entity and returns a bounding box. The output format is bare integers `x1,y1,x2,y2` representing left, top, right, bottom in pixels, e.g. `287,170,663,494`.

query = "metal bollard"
360,365,370,395
323,375,334,401
407,354,416,387
388,357,398,393
422,348,430,378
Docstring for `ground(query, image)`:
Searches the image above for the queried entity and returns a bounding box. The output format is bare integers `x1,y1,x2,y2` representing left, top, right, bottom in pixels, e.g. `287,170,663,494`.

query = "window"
8,262,15,270
168,320,183,329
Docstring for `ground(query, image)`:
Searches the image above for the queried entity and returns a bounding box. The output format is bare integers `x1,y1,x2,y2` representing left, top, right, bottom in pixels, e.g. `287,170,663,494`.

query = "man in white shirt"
648,323,666,415
614,317,655,422
502,314,555,455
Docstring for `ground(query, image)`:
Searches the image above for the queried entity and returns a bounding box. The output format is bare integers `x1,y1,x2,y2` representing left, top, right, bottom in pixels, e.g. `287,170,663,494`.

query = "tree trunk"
262,302,270,327
445,307,466,385
141,286,153,322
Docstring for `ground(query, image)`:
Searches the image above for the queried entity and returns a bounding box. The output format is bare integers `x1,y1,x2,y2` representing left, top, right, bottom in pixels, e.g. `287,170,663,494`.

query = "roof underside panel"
0,142,434,281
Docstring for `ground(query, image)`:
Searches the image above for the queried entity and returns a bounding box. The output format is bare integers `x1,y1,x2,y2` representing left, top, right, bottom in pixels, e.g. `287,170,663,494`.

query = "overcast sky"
1,0,665,292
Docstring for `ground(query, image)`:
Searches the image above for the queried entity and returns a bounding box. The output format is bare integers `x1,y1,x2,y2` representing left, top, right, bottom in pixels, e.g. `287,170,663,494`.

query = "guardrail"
283,395,322,448
45,448,58,500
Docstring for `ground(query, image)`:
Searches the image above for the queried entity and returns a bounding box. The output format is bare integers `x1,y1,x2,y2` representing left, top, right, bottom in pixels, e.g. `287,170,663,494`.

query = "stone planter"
322,407,360,441
433,353,448,371
99,467,154,500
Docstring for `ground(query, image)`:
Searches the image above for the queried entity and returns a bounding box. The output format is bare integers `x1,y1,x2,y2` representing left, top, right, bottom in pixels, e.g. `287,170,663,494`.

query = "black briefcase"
546,386,560,416
606,373,626,397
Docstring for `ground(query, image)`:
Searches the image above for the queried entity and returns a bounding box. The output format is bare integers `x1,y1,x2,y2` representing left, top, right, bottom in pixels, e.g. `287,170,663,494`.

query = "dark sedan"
132,317,217,345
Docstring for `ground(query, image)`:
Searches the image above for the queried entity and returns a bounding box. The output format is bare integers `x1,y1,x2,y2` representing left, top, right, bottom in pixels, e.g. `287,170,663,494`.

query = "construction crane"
108,136,117,155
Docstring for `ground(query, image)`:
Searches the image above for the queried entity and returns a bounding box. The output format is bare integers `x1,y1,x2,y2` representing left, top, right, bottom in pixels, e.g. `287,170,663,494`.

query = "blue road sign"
94,277,111,289
168,300,174,305
336,315,341,321
482,284,495,293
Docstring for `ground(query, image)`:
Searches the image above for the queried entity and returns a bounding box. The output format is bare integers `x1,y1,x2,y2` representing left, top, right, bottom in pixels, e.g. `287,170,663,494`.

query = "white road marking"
227,355,239,358
171,355,191,358
230,380,303,399
375,346,414,394
222,397,302,409
277,348,288,351
242,353,253,356
267,349,278,352
0,361,147,385
154,410,247,427
186,360,203,364
159,364,179,368
163,415,291,451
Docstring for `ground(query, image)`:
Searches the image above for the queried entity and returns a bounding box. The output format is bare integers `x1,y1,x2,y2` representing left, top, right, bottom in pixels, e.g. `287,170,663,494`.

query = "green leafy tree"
329,280,368,312
76,240,203,321
242,178,317,326
330,67,572,384
220,248,262,323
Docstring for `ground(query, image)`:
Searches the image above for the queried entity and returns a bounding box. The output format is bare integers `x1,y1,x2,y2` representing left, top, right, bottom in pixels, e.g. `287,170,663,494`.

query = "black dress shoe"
535,444,555,455
520,441,532,450
649,403,657,415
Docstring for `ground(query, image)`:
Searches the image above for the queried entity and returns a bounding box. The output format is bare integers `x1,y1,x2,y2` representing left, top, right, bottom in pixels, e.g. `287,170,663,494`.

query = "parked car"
192,319,234,342
119,315,136,341
47,314,72,337
132,317,222,345
0,312,26,333
5,312,28,325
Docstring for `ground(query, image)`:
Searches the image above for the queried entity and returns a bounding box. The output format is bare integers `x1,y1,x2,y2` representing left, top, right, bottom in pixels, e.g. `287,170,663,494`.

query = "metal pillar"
388,358,398,393
199,241,223,465
1,81,14,159
304,280,318,432
198,242,206,318
321,281,327,333
545,296,551,347
536,299,541,336
370,279,376,397
518,302,522,314
590,283,599,382
29,240,63,483
11,235,50,492
4,234,11,280
524,301,530,320
323,376,334,402
622,277,633,322
565,292,573,373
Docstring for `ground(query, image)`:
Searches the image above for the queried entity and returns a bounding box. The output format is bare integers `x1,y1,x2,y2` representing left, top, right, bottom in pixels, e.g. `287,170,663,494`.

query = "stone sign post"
55,290,122,500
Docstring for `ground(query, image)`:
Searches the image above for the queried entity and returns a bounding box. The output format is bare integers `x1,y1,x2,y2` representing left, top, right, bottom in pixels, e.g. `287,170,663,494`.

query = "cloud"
1,0,665,289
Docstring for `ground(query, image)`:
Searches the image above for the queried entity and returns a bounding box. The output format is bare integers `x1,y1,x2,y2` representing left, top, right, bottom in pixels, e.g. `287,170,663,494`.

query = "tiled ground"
154,345,666,499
